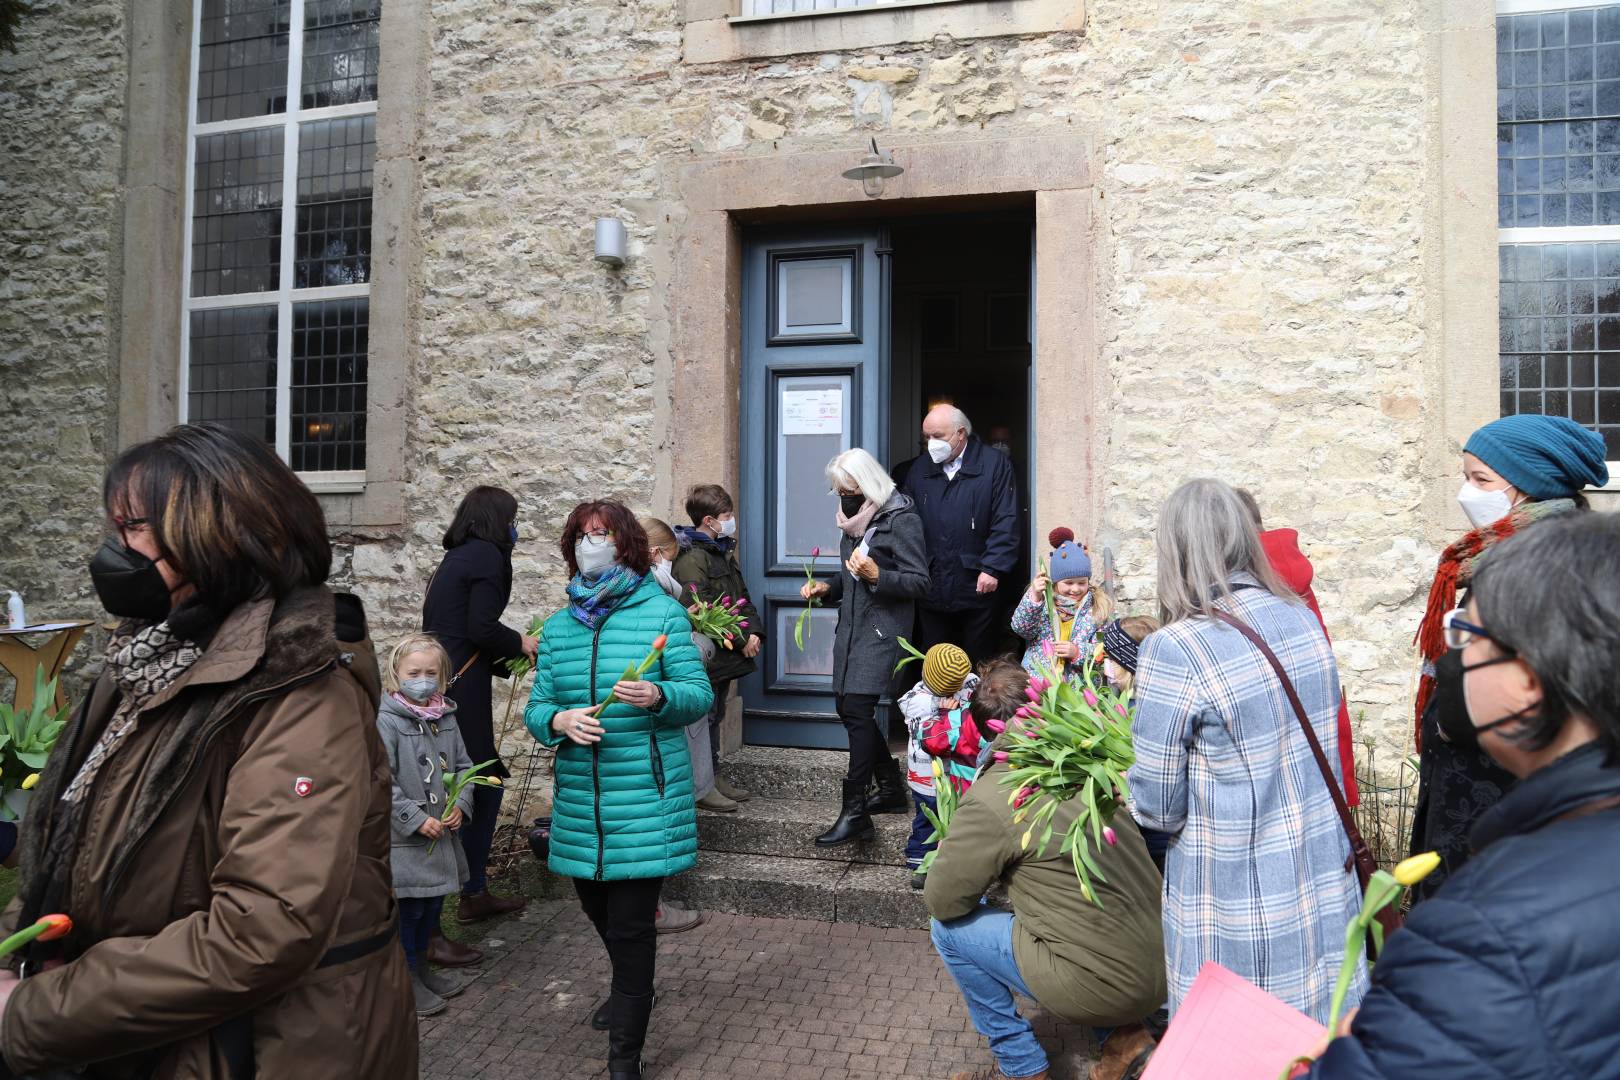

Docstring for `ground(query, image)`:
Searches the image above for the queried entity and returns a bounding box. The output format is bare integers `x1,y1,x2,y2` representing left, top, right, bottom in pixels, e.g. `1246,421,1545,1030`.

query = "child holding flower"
896,643,979,888
377,634,478,1018
1011,537,1112,687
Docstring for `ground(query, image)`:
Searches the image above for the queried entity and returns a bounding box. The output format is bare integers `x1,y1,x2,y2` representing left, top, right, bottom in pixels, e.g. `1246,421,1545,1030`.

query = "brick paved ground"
420,901,1100,1080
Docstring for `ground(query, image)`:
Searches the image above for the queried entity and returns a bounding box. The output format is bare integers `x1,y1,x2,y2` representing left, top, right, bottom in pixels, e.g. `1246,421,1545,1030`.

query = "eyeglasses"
1442,607,1508,652
581,528,614,541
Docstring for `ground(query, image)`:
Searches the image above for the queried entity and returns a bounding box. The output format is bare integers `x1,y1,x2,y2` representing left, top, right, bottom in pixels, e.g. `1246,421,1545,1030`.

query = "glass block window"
1496,3,1620,471
183,0,380,477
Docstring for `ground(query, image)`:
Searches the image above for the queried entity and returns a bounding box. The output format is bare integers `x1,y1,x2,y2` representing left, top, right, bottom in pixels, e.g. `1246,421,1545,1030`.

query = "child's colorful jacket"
922,707,991,795
1011,590,1100,686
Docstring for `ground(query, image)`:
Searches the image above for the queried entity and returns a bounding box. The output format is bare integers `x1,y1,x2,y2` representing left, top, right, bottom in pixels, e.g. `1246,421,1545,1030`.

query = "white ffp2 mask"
1457,483,1515,530
927,438,954,464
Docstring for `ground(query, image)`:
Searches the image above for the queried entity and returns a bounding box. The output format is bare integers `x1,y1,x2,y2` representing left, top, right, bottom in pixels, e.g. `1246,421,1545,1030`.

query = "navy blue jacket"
1309,741,1620,1080
901,436,1019,611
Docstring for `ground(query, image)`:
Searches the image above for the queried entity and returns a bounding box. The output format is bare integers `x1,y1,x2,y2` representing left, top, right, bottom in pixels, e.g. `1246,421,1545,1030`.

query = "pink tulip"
1083,689,1098,707
1014,705,1033,719
993,751,1009,762
720,594,731,606
1115,704,1127,717
811,546,821,558
1024,686,1041,703
1040,639,1055,662
984,718,1006,733
1031,676,1049,693
1103,826,1118,847
739,620,749,629
1013,786,1036,809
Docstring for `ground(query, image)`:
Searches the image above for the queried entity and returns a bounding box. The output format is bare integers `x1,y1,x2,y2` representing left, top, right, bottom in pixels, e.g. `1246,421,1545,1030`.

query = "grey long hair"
1154,478,1298,625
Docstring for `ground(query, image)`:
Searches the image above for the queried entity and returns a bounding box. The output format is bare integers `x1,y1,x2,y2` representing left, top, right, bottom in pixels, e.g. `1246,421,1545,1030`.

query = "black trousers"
575,875,664,1065
917,602,1004,667
836,692,884,788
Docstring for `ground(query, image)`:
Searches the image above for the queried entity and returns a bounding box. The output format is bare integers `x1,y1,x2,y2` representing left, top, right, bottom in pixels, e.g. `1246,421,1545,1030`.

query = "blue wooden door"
738,226,889,749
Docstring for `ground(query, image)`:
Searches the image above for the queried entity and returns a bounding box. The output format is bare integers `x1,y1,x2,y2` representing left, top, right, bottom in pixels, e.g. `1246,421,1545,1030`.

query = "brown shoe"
456,890,528,922
1088,1023,1155,1080
949,1067,1048,1080
654,899,706,934
425,929,483,968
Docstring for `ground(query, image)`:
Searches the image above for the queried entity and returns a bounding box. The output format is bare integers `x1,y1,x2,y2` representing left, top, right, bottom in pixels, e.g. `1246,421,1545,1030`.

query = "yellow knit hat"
921,643,972,697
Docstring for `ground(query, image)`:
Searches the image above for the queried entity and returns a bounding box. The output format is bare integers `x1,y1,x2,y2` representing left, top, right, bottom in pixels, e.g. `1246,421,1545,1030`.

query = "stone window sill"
683,0,1083,64
729,0,973,26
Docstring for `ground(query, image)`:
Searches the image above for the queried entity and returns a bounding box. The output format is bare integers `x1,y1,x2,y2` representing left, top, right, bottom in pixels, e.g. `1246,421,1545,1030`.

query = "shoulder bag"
1212,608,1400,958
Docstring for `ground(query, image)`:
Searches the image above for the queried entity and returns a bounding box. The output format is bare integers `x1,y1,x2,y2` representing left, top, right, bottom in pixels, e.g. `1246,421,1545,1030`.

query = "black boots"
815,779,876,846
607,989,655,1078
864,755,911,814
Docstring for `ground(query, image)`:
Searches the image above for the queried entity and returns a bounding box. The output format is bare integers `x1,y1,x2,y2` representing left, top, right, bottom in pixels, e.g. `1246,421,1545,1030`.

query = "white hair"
1154,478,1298,625
929,404,972,437
826,447,895,507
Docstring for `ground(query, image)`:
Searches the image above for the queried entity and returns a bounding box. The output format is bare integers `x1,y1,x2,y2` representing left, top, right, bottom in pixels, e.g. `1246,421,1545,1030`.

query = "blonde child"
378,634,477,1018
1010,538,1113,685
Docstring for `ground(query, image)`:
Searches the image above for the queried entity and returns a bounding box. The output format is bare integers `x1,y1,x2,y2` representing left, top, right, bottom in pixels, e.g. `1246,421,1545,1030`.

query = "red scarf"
1412,498,1574,745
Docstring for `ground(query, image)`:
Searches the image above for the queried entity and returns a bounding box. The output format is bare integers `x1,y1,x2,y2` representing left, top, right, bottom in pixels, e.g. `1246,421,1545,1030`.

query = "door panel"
739,228,887,749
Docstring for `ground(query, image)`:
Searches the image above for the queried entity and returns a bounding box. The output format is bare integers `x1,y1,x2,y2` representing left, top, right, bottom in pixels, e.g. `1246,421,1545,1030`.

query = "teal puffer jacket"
524,575,714,881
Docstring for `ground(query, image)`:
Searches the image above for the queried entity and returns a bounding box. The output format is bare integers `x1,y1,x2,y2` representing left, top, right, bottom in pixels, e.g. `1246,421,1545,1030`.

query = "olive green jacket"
924,762,1167,1026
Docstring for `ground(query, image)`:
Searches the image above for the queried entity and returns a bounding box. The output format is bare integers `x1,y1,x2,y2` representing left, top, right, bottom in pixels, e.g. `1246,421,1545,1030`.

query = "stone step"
722,745,862,801
662,850,929,929
699,795,913,866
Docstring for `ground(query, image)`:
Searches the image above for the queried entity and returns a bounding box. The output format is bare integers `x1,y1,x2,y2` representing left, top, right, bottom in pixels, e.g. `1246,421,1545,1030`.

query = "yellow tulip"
931,758,944,781
21,774,38,791
487,776,503,786
1393,851,1441,887
1021,828,1033,849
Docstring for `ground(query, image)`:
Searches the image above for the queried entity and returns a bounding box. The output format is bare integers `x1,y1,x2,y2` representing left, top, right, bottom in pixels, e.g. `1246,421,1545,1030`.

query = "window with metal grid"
737,0,956,15
1496,1,1620,466
182,0,379,481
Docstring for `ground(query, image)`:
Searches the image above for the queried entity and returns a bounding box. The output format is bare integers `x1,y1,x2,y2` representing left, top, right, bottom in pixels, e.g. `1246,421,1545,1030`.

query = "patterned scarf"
60,621,203,806
1412,497,1575,743
566,565,645,629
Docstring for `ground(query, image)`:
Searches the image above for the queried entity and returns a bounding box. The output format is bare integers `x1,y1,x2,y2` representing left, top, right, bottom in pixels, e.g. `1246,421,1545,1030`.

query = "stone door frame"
667,132,1097,754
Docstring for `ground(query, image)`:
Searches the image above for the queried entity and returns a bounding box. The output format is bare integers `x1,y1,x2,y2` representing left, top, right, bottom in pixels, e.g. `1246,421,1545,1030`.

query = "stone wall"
0,0,128,681
341,0,1442,790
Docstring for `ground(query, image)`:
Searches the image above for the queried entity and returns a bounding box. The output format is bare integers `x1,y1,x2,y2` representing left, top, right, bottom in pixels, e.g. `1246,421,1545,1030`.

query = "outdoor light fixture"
842,138,904,198
594,217,628,267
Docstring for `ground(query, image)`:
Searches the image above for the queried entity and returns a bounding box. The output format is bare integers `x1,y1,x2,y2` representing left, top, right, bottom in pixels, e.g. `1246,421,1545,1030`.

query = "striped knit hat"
921,643,972,697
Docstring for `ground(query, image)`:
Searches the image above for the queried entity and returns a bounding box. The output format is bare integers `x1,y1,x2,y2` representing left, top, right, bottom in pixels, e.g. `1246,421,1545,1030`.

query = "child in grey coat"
378,634,477,1018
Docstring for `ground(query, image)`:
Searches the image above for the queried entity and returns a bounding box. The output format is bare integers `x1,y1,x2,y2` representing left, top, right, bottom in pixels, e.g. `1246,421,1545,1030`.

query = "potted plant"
0,669,71,821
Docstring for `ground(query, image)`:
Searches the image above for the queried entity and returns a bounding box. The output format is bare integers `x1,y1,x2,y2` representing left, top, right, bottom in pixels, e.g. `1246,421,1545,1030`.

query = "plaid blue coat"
1127,577,1367,1024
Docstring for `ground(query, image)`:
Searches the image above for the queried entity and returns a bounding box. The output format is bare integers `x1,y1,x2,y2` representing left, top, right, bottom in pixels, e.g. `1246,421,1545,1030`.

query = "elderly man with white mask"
902,404,1020,666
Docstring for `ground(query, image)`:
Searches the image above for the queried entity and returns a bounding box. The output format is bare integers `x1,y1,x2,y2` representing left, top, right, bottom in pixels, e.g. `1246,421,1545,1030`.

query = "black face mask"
839,493,866,518
1439,653,1537,752
89,538,174,622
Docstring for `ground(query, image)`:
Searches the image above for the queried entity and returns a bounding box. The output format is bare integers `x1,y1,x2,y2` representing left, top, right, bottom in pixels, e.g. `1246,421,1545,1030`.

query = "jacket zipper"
648,729,666,797
100,660,338,923
588,624,606,882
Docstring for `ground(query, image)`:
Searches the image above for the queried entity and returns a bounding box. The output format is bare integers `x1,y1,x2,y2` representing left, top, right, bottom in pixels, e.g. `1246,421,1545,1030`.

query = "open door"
737,226,888,749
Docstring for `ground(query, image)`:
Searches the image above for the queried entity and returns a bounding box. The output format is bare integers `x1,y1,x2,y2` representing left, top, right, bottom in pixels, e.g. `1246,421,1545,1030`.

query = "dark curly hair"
559,500,652,578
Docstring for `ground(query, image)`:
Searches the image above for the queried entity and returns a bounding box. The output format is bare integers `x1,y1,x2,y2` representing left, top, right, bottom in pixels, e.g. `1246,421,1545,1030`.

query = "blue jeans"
399,895,445,972
907,791,938,869
930,907,1049,1078
461,783,504,894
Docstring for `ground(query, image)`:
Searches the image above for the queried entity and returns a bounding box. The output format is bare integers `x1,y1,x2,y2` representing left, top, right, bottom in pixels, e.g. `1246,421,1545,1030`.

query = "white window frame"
1496,0,1620,484
732,0,972,23
179,0,377,490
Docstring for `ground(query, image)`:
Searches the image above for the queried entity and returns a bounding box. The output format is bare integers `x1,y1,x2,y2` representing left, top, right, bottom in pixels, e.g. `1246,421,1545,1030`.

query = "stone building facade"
2,0,1613,797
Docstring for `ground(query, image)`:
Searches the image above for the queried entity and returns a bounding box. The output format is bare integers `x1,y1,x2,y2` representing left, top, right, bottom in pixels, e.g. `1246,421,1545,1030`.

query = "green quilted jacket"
524,574,714,881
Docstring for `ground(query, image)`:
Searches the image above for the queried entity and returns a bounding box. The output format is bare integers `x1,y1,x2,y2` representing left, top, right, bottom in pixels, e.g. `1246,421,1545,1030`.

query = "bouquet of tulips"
426,759,502,854
793,547,823,650
687,587,749,651
992,653,1136,907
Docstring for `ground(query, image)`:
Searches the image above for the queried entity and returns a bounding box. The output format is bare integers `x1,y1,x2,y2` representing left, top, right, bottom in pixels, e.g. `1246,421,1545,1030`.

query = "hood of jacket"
1259,528,1313,596
674,524,734,556
1471,741,1620,851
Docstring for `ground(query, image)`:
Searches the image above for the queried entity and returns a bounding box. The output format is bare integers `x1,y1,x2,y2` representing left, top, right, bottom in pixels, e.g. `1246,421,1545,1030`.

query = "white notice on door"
782,389,843,436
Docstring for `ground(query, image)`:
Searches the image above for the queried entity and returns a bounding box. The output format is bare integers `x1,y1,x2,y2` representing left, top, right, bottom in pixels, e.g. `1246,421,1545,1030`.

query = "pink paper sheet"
1141,963,1327,1080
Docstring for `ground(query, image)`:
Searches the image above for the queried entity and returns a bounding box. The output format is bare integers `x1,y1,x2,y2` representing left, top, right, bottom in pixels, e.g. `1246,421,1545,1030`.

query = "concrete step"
721,745,863,801
697,795,912,866
662,850,929,929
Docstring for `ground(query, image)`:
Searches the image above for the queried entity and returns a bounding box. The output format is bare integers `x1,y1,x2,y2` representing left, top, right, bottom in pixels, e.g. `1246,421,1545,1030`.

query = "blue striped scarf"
566,564,645,629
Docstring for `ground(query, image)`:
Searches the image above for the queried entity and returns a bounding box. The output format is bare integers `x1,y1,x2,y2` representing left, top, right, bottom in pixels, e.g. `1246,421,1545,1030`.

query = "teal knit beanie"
1463,415,1609,499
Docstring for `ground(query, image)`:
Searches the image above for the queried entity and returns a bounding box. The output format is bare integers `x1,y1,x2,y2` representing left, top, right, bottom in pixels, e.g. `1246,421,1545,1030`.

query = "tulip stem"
0,919,60,958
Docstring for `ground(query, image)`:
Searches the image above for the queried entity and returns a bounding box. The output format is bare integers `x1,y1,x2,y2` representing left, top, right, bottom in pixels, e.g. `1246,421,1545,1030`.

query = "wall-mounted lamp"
841,138,904,198
594,217,628,267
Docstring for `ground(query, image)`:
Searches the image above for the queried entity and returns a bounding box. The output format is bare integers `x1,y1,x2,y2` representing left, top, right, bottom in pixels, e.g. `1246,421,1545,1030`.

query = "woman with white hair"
801,447,931,846
1127,478,1366,1025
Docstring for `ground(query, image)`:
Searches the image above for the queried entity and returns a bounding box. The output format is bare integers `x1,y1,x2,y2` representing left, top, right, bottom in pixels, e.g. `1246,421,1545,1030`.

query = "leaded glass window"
182,0,380,480
1497,2,1620,466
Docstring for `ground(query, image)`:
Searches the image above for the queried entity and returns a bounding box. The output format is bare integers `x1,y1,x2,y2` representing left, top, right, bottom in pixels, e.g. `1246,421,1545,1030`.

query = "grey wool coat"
377,693,476,898
820,492,931,696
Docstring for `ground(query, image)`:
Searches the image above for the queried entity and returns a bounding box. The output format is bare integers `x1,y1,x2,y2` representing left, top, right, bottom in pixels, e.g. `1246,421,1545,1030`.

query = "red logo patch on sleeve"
294,776,315,798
